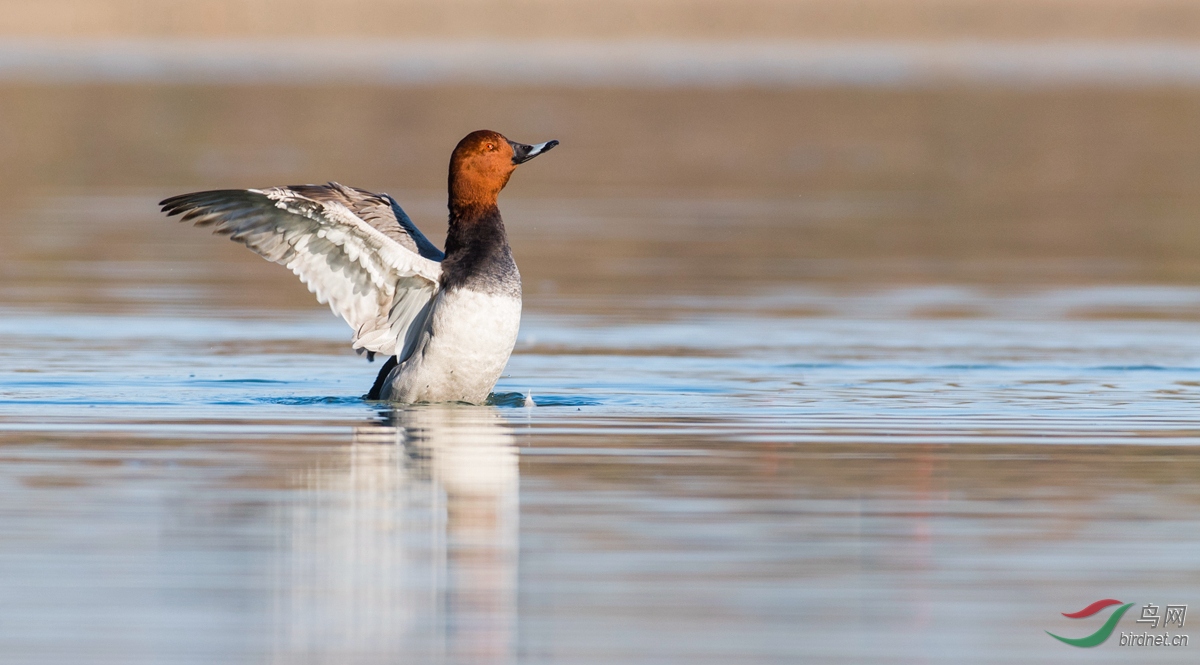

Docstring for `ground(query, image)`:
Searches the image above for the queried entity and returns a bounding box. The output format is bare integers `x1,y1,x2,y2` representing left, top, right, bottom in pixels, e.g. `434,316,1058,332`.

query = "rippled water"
4,76,1200,663
4,284,1200,663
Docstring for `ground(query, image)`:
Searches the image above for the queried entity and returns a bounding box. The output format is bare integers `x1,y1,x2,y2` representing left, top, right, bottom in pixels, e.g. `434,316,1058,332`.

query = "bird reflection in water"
271,406,518,664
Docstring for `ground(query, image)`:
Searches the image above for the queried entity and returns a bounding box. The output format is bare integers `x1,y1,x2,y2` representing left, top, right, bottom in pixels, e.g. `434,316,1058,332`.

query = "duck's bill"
509,139,559,164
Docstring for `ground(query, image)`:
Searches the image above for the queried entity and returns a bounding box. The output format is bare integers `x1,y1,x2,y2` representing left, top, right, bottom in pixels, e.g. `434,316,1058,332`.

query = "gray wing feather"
287,183,445,261
161,186,442,359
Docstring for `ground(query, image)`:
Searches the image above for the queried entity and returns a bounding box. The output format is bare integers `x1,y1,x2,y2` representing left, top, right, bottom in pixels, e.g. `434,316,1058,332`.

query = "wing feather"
161,186,442,359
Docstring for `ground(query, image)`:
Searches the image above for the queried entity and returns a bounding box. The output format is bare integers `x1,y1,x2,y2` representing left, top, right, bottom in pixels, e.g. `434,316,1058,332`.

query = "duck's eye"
486,143,496,151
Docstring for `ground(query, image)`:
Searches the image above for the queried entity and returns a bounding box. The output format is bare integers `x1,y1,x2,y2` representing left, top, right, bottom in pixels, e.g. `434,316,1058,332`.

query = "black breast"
440,205,522,298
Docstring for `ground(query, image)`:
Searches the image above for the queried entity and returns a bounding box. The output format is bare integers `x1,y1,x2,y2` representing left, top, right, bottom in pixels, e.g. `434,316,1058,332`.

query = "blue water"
1,286,1199,663
7,295,1200,444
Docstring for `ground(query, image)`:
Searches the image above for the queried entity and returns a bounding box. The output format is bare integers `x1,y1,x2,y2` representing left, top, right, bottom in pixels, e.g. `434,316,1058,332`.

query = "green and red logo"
1047,599,1134,647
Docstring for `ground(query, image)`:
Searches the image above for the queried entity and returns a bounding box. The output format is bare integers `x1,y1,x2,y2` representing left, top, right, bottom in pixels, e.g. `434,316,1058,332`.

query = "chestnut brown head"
448,130,558,211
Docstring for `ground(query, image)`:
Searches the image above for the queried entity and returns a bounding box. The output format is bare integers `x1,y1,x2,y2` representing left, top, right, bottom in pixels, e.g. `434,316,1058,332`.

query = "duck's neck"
445,157,513,256
444,201,507,258
440,200,520,296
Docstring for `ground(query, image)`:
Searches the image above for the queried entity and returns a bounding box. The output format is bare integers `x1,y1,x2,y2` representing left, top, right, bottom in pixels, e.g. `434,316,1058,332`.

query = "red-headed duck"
160,130,558,403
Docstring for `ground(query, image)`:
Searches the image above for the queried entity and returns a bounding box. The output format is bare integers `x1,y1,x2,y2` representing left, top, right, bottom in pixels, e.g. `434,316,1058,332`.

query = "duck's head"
448,130,558,210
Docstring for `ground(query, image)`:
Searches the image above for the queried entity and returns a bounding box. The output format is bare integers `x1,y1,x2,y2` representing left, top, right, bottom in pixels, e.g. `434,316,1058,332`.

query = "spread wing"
160,183,443,359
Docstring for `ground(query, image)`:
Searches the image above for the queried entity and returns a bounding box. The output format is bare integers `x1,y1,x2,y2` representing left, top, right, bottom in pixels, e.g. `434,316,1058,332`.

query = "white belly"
382,288,522,404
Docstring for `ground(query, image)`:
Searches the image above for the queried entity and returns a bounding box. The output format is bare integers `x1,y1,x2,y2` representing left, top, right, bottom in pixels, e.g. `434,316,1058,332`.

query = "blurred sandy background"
3,0,1200,40
2,1,1200,309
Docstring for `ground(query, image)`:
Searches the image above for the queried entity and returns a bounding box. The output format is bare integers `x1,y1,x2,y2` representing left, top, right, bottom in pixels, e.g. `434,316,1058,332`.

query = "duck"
160,130,558,404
